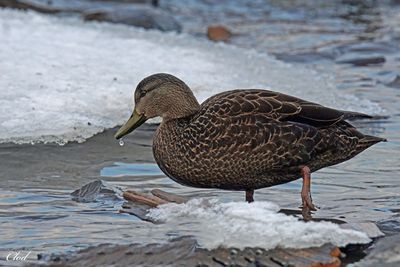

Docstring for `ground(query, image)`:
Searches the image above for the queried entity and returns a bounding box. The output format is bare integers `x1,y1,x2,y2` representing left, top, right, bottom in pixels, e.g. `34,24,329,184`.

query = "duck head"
115,73,200,139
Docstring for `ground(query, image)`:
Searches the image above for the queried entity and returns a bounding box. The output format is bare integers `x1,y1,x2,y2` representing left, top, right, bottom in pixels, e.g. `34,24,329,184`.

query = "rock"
30,237,342,267
386,75,400,88
336,55,386,66
346,42,399,54
207,25,231,42
354,234,400,267
0,0,181,32
274,51,335,63
377,219,400,235
33,237,197,267
0,0,62,13
83,6,182,32
71,180,122,202
120,201,156,222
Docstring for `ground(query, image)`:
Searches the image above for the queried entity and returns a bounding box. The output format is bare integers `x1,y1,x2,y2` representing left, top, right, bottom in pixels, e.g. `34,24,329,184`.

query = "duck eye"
140,91,147,98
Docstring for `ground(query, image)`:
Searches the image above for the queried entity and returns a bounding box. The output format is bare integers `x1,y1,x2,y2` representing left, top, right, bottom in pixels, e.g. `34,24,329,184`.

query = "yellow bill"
114,109,147,139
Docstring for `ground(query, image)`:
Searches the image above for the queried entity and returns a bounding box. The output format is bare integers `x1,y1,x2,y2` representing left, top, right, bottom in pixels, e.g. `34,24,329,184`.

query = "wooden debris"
120,188,189,220
120,189,186,222
151,189,188,204
122,190,166,207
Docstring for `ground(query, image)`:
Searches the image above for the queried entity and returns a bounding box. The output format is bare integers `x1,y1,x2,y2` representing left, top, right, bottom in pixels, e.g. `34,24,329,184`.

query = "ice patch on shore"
0,9,381,144
148,198,371,250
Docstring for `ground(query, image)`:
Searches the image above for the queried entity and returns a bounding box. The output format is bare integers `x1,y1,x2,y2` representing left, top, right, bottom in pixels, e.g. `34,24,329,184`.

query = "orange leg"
300,166,316,211
245,190,254,203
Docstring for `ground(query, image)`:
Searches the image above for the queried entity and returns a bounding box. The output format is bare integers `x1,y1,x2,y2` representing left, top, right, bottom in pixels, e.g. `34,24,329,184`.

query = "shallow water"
1,0,400,265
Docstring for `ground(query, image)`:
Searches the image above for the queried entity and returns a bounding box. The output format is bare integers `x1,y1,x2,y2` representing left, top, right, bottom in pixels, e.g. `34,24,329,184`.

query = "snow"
148,198,371,249
0,9,381,144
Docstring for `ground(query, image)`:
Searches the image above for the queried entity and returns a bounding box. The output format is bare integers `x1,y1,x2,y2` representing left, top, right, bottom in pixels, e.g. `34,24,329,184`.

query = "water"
100,162,163,177
1,0,400,265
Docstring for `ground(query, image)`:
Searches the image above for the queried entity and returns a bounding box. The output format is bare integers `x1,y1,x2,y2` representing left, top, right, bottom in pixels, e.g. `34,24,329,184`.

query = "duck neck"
161,91,200,121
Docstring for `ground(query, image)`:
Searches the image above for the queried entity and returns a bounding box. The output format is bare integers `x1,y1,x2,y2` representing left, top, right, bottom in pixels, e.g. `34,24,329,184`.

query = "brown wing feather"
187,91,330,175
201,89,370,127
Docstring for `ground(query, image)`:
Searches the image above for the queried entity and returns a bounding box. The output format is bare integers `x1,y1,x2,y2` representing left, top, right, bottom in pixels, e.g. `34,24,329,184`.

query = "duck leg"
300,166,316,211
245,190,254,203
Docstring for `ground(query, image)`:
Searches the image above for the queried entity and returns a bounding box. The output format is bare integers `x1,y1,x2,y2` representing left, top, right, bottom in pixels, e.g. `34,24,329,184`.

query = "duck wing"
201,89,371,127
186,89,370,173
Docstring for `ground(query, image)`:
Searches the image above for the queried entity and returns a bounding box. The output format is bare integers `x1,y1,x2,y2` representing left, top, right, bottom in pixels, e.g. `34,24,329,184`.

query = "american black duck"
115,73,386,210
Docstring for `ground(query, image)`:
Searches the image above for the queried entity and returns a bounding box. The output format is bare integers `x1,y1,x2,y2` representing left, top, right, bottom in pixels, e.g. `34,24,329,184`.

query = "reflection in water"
101,163,163,177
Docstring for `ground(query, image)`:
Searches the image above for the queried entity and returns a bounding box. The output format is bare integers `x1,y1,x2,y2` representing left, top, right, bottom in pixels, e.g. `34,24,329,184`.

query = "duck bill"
114,109,147,139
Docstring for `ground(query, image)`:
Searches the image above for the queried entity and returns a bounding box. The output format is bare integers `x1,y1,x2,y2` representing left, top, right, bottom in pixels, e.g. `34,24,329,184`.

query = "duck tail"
342,111,389,121
342,111,373,120
357,135,387,150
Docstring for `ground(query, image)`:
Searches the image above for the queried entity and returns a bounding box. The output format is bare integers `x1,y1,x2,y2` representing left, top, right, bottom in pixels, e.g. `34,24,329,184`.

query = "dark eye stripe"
136,73,182,100
139,83,161,98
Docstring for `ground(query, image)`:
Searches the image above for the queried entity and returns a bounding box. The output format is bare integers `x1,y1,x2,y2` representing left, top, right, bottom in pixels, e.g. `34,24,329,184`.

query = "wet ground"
1,0,400,265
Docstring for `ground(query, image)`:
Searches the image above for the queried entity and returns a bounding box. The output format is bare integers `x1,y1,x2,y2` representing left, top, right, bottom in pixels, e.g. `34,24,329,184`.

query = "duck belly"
153,153,302,190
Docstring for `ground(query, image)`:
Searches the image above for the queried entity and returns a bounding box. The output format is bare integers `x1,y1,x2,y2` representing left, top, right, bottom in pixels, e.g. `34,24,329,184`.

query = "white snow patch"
148,198,371,250
0,9,381,144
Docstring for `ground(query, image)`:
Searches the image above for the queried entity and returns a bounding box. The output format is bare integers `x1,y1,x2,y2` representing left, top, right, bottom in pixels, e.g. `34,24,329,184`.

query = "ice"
148,198,371,250
0,9,381,144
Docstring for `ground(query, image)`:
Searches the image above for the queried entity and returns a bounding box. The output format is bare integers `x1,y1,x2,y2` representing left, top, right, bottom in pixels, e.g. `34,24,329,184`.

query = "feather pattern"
152,89,384,190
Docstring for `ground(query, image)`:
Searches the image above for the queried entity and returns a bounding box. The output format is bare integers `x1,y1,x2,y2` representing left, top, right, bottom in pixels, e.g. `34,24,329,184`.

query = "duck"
115,73,386,210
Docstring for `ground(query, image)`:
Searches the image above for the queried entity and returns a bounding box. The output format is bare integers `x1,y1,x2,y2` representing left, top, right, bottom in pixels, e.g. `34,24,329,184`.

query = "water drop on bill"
119,139,125,146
